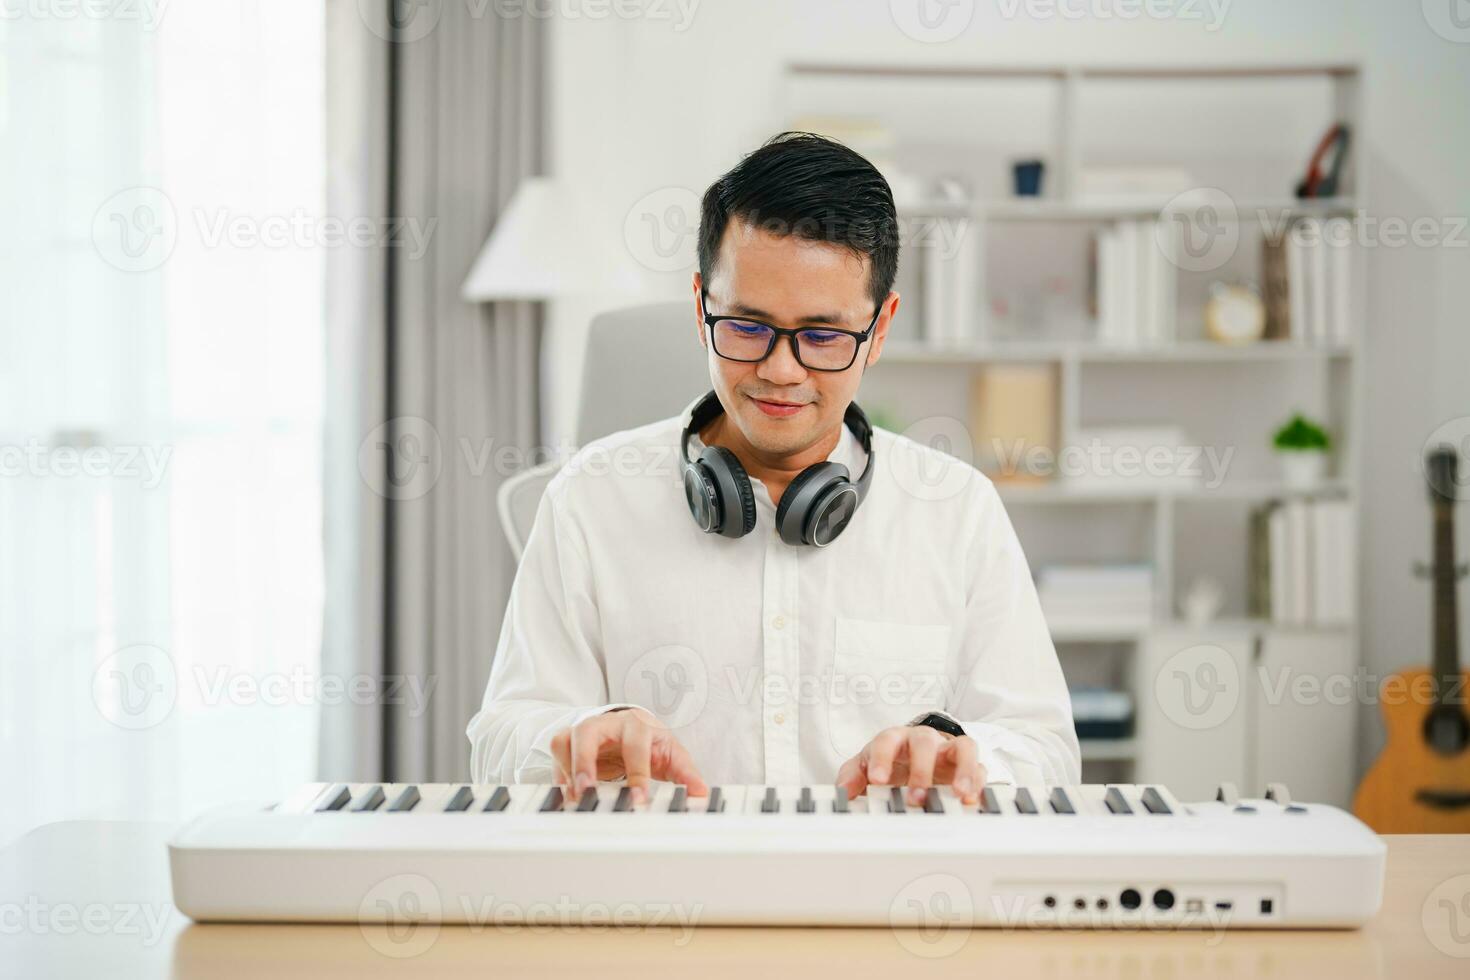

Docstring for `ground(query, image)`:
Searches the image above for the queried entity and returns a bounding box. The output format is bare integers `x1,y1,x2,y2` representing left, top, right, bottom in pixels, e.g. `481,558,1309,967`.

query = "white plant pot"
1279,451,1327,489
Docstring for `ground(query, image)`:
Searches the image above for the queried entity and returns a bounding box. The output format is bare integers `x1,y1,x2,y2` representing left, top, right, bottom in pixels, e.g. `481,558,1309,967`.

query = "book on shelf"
1094,218,1176,347
1272,215,1355,347
920,215,980,345
1251,498,1355,626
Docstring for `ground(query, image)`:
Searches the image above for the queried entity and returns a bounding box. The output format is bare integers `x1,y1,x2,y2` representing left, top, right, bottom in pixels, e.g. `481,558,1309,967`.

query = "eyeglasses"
701,289,880,373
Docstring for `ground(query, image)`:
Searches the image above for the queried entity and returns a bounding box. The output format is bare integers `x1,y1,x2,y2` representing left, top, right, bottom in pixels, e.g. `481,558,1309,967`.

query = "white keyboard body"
168,782,1386,929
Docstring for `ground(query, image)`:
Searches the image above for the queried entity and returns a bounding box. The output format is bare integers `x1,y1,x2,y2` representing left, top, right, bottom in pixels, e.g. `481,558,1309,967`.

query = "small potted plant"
1273,413,1331,488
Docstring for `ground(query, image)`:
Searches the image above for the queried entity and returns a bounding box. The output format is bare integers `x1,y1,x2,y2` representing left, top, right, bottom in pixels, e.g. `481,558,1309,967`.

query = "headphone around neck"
679,390,875,548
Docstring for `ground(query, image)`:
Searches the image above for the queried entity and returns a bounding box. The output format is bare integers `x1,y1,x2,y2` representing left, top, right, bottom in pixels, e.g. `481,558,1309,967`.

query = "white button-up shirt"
468,401,1080,788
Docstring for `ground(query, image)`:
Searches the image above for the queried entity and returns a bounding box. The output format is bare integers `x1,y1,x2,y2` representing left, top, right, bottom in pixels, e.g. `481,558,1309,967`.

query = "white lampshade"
461,177,648,302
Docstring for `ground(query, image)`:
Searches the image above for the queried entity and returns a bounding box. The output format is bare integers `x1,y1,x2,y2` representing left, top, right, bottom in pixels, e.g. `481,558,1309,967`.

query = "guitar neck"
1433,503,1461,686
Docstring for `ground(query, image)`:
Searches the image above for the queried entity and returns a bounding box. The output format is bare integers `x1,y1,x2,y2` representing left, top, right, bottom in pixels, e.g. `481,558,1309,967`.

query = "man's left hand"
835,725,985,806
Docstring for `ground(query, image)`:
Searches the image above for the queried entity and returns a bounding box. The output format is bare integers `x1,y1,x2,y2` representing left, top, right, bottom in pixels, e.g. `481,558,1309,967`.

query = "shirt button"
772,614,787,630
774,712,786,725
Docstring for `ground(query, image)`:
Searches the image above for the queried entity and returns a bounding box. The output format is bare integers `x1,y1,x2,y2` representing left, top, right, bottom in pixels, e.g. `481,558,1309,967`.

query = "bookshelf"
781,62,1365,799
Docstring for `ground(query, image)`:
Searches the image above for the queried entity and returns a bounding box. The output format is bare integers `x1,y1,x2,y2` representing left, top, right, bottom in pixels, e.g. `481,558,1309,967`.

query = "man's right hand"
550,707,709,804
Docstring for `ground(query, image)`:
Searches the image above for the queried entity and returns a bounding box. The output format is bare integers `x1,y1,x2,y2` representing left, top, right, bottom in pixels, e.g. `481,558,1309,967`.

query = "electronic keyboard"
169,781,1385,929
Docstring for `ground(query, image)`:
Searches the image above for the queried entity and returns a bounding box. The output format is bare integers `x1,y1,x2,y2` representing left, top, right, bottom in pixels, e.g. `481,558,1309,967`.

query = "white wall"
544,0,1470,775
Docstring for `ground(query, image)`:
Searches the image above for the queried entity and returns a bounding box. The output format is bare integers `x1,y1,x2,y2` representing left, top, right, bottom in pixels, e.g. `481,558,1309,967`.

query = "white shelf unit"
782,62,1366,788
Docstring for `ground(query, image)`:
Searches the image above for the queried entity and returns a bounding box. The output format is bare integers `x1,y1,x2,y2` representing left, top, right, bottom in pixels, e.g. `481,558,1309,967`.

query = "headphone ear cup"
701,446,757,537
775,462,848,546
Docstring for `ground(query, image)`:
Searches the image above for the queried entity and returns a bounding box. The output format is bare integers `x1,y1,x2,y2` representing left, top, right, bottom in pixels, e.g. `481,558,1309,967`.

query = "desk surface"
2,821,1469,979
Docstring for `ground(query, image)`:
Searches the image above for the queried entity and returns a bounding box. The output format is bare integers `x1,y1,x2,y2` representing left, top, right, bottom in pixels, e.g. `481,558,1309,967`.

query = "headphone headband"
680,391,874,546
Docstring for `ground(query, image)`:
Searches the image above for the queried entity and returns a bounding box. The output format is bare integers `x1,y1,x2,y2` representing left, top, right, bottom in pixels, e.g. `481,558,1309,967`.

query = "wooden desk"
3,821,1468,979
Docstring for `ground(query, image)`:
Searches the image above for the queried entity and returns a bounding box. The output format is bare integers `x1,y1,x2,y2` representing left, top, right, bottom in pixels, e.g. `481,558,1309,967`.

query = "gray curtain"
320,0,545,782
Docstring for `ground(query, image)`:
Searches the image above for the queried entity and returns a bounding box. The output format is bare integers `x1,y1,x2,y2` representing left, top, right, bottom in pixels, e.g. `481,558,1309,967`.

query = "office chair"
497,301,708,560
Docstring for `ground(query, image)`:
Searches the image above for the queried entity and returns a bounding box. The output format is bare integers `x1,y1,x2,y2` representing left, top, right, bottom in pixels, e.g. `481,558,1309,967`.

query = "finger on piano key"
574,787,599,812
923,786,969,815
646,783,678,813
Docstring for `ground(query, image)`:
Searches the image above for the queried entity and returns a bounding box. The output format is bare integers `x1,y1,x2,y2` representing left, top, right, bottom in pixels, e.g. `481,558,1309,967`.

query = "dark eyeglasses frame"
700,288,881,373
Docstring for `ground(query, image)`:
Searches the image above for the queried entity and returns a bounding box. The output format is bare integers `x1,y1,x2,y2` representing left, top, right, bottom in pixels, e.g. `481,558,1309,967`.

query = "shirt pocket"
825,617,953,760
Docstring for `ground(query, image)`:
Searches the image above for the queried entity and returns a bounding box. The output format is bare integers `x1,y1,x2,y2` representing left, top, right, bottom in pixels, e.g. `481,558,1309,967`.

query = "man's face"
694,222,896,458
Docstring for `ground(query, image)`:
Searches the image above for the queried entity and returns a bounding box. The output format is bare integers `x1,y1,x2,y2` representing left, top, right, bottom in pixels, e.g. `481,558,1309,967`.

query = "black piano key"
979,787,1001,814
444,786,474,812
888,787,906,813
1234,804,1257,814
1104,787,1133,815
832,787,849,813
706,787,724,814
1049,787,1076,815
483,786,510,812
613,787,633,812
539,786,565,812
797,787,815,813
1014,788,1039,814
575,787,599,812
316,784,351,812
1141,787,1172,815
386,785,420,812
669,786,688,812
351,785,386,812
761,787,779,813
923,788,945,813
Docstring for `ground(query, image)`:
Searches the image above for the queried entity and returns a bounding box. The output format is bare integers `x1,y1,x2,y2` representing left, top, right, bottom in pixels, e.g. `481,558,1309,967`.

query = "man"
468,132,1078,808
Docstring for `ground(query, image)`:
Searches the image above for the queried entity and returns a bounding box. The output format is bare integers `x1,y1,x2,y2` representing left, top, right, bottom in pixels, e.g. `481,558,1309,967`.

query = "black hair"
697,131,899,308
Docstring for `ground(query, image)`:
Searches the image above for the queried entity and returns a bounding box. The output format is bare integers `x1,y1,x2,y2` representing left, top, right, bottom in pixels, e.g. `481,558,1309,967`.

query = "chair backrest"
497,301,707,559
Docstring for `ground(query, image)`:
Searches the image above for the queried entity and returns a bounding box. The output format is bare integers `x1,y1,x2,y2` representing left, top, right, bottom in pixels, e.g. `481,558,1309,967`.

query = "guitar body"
1354,667,1470,833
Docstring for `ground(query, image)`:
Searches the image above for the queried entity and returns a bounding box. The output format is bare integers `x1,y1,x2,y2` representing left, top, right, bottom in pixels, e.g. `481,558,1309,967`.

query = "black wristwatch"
908,712,965,738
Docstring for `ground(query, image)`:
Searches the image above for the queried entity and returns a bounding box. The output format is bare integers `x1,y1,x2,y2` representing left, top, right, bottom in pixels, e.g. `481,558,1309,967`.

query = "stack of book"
1037,564,1155,629
1262,215,1354,346
1249,498,1356,625
1094,219,1177,346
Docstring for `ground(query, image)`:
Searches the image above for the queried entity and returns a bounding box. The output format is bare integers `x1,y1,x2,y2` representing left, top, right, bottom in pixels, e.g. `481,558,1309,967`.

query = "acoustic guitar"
1354,446,1470,832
